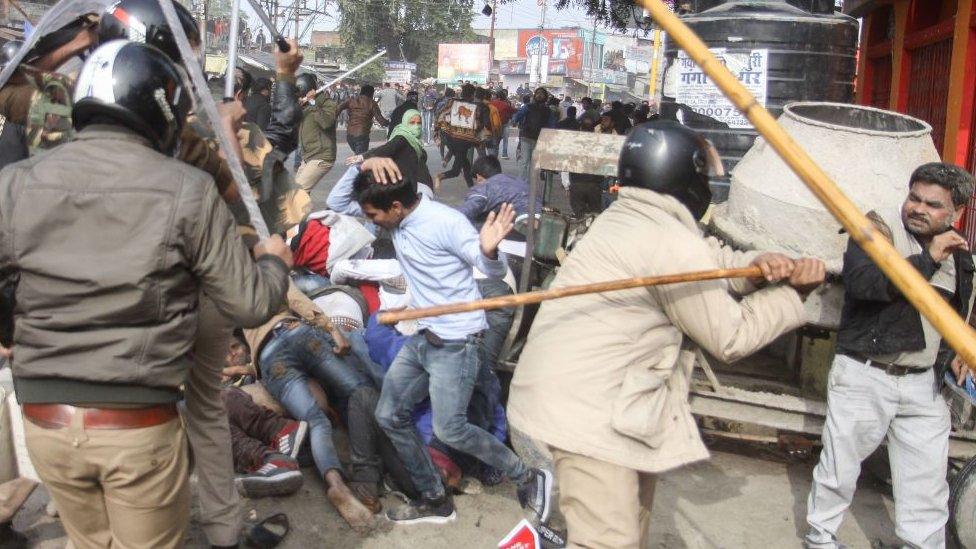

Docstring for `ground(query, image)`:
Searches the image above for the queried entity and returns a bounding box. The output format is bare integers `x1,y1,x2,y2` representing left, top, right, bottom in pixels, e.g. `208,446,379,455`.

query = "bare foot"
326,478,377,533
349,481,382,514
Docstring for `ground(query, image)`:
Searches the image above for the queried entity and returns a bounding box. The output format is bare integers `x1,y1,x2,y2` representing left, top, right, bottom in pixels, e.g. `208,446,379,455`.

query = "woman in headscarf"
345,108,432,187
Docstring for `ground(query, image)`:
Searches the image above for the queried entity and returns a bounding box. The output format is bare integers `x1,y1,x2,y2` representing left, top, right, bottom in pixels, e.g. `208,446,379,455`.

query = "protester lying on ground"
345,108,433,187
288,209,383,313
222,385,307,499
242,282,398,532
351,173,553,525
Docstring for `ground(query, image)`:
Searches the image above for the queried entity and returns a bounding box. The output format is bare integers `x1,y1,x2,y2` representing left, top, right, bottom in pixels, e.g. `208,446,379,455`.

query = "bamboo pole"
378,267,762,324
638,0,976,365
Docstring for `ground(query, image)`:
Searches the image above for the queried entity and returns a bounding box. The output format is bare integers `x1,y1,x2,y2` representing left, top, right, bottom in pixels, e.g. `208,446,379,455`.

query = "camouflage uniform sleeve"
178,125,235,196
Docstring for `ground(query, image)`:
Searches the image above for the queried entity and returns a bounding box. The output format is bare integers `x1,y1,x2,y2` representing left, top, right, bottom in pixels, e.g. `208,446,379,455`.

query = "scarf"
389,108,424,159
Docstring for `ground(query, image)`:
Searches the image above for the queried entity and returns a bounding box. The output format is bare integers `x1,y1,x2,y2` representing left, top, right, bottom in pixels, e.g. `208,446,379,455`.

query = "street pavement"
4,131,914,548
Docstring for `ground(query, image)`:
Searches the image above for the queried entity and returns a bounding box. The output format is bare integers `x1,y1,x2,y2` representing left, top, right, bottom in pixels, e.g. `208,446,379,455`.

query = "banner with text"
674,48,768,129
437,43,490,84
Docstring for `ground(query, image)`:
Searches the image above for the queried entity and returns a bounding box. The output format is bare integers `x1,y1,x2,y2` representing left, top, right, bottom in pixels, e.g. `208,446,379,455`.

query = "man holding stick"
507,121,826,548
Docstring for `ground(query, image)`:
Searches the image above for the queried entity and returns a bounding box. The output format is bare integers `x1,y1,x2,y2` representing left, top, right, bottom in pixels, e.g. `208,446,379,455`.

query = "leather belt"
844,353,927,377
23,403,179,430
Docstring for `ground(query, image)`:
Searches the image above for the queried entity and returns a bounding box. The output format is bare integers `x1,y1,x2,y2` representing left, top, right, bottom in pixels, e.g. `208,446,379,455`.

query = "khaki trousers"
24,414,189,549
183,295,242,546
294,159,334,193
551,447,657,549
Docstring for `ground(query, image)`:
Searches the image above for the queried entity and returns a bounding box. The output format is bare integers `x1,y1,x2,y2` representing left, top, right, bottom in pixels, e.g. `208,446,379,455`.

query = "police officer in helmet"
508,120,827,548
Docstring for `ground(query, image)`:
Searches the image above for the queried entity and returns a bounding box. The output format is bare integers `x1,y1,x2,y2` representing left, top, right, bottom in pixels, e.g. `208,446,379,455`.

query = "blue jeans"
518,137,536,183
499,126,510,157
259,322,371,477
375,332,528,499
421,110,434,143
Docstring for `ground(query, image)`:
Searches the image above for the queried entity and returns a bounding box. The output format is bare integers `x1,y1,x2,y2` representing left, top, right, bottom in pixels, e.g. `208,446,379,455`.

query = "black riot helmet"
296,73,319,97
98,0,200,65
72,40,190,156
617,120,723,220
0,40,23,67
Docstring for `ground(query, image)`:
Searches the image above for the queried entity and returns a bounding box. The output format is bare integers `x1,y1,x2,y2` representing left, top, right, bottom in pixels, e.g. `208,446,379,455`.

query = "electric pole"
488,0,498,72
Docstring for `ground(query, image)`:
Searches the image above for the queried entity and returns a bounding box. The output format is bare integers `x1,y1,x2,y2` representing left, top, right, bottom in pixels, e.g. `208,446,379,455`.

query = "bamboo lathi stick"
639,0,976,366
377,266,762,325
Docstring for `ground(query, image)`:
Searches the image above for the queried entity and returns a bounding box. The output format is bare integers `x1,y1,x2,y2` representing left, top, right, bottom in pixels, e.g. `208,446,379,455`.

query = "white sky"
241,0,599,43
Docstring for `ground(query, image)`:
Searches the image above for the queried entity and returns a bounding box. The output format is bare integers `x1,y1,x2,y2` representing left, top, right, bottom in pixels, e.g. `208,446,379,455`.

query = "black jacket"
244,92,272,131
836,232,974,375
363,135,432,185
263,77,302,155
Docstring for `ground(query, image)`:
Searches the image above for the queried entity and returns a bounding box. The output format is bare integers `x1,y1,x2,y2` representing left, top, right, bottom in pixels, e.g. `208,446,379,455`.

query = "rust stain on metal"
533,129,625,177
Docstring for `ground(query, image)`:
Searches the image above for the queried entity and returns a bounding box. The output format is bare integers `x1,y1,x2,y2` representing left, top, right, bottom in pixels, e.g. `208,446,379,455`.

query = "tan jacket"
507,187,806,473
0,126,289,404
244,282,334,368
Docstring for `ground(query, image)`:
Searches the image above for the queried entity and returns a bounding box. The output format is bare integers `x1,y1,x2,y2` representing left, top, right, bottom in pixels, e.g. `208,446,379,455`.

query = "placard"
674,48,768,129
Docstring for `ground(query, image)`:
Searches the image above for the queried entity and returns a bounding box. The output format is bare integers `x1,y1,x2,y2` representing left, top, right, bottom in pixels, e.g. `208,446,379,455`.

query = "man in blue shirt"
459,155,541,223
352,173,553,525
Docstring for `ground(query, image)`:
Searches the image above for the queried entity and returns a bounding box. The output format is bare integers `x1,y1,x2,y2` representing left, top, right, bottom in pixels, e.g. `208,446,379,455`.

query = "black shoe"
517,468,554,523
235,454,303,498
386,494,457,525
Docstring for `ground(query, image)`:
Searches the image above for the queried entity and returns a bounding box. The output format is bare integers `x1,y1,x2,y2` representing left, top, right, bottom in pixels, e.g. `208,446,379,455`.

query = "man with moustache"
804,162,976,549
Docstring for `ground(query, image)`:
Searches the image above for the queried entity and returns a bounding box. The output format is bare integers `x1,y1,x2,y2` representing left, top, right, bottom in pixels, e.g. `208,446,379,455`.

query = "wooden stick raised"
639,0,976,365
378,266,763,324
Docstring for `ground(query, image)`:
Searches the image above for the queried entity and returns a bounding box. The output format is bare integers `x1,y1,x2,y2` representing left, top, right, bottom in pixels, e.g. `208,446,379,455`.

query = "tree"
336,0,490,81
553,0,677,31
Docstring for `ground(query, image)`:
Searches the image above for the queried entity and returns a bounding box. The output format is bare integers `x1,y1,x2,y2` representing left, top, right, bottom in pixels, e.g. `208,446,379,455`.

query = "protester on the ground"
243,283,387,531
337,84,389,154
804,163,976,549
375,82,401,120
221,384,307,499
460,155,540,223
510,87,554,183
490,89,516,159
388,90,419,138
509,121,826,548
556,106,580,131
348,109,432,187
435,83,487,190
295,73,339,193
0,41,291,549
244,76,274,131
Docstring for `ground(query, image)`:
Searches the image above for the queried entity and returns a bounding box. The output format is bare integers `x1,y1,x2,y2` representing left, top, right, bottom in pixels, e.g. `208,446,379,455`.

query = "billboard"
384,61,416,84
437,43,490,84
517,30,583,81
